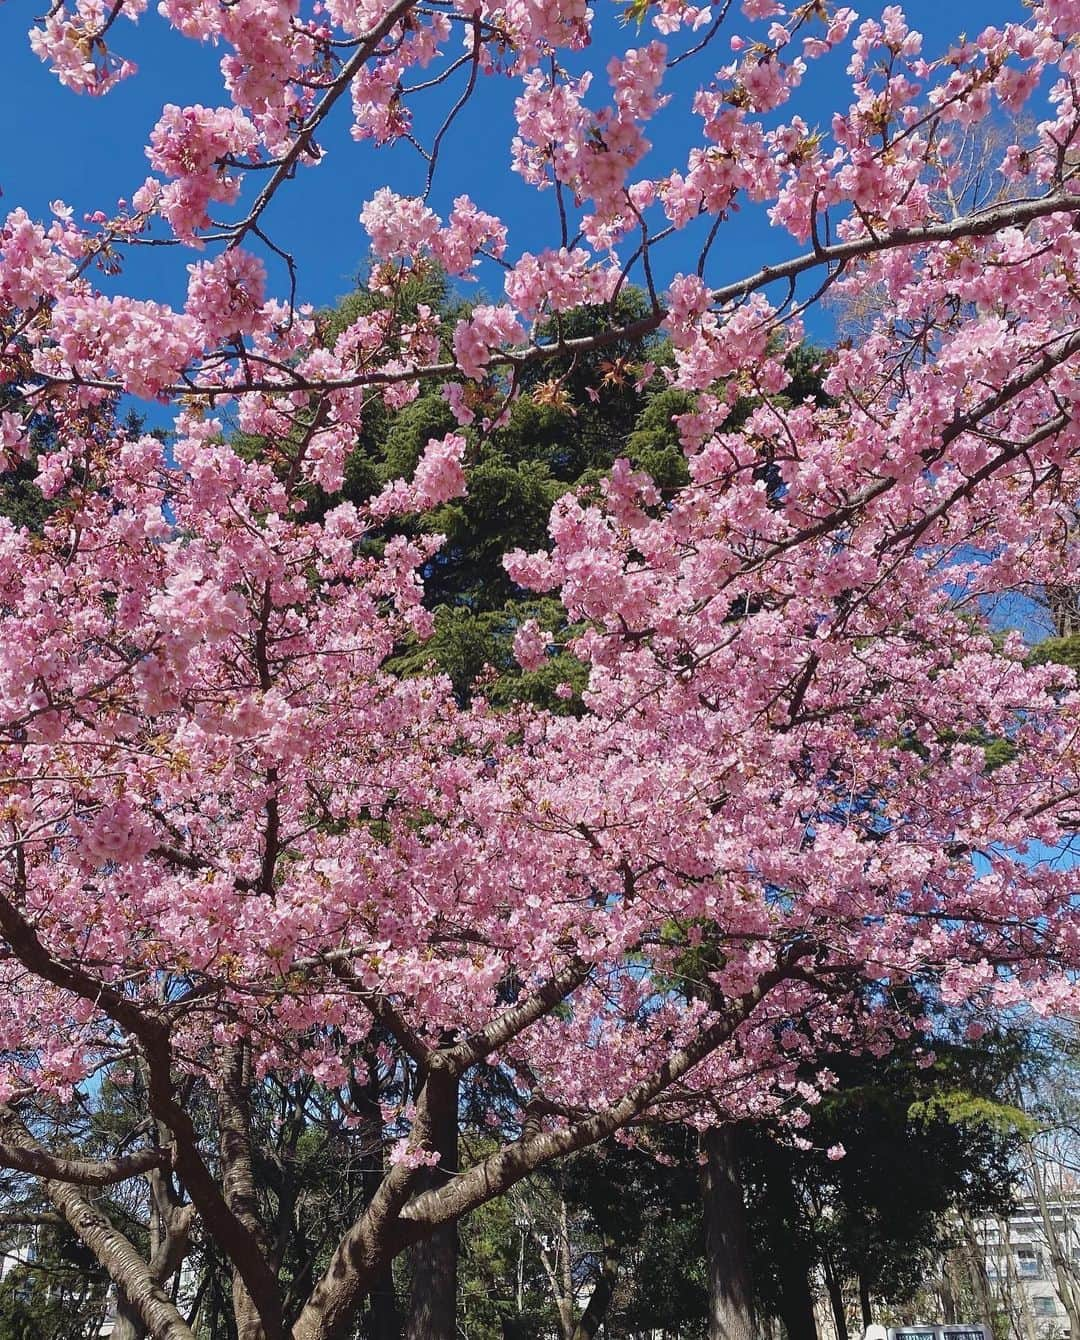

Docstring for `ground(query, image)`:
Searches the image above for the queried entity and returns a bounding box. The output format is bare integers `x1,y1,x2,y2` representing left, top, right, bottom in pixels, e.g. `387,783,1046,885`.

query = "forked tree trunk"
113,1156,197,1340
220,1045,275,1340
348,1066,403,1340
44,1177,196,1340
0,1112,195,1340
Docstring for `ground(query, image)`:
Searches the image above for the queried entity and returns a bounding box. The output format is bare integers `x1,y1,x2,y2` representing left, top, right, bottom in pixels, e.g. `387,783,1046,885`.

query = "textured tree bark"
0,1137,167,1183
220,1044,277,1340
351,1067,402,1340
45,1176,197,1340
138,1033,284,1340
403,1068,460,1340
113,1189,198,1340
289,1164,412,1340
295,968,792,1340
0,1112,196,1340
112,1106,199,1340
111,1196,196,1340
702,1126,757,1340
113,1291,147,1340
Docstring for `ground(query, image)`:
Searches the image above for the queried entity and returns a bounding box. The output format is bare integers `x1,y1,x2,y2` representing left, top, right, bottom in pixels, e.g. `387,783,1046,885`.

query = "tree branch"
2,1116,196,1340
0,1121,168,1187
443,957,592,1076
228,0,417,251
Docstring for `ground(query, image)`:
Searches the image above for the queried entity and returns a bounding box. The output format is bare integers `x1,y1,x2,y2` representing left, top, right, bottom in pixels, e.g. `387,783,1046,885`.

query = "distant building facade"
971,1199,1080,1340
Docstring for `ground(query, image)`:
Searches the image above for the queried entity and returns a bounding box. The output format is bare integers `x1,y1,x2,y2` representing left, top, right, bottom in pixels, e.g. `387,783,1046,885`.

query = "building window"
1018,1249,1043,1279
1032,1296,1057,1317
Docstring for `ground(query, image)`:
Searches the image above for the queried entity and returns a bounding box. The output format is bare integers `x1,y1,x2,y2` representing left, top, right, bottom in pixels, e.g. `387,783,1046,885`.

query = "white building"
971,1199,1080,1340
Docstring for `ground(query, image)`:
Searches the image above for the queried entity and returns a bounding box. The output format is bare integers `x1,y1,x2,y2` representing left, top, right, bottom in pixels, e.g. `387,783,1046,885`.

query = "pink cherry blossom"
0,3,1078,1333
512,619,549,671
186,248,268,340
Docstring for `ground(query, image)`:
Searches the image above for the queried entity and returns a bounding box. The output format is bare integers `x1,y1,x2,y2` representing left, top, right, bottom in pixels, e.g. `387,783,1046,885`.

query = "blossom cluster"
0,0,1078,1249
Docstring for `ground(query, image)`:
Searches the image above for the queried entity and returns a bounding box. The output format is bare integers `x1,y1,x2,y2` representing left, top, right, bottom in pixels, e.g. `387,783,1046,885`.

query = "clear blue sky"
0,0,1025,325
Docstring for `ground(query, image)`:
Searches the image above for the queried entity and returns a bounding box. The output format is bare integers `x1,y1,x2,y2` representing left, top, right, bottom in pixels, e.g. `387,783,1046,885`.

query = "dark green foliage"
387,596,587,708
382,395,459,483
0,455,56,533
624,387,695,489
1028,634,1080,674
228,266,835,707
742,1031,1023,1326
420,455,562,610
513,288,667,482
558,1135,708,1336
0,388,59,533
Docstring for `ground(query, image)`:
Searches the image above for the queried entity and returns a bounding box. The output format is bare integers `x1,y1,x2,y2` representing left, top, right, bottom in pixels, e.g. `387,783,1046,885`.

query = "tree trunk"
114,1291,145,1340
403,1070,459,1340
338,1065,403,1340
369,1268,403,1340
571,1232,619,1340
44,1177,197,1340
113,1166,197,1340
777,1267,819,1340
821,1255,848,1340
772,1173,817,1340
702,1126,757,1340
858,1275,873,1330
220,1045,274,1340
0,1112,196,1340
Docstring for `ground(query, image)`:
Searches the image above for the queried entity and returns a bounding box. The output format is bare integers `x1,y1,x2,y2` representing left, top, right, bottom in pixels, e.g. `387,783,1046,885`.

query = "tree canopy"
0,1,1078,1338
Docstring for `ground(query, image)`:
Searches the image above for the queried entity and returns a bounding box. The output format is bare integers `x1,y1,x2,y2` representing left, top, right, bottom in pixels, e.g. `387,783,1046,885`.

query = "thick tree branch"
327,958,432,1066
291,957,800,1340
38,189,1079,403
397,973,784,1232
2,1117,196,1340
219,1044,276,1340
0,1121,168,1186
742,325,1080,576
443,957,592,1075
708,188,1079,307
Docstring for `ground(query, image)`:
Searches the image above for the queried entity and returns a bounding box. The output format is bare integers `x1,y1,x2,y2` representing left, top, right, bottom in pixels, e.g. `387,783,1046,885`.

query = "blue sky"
0,0,1026,326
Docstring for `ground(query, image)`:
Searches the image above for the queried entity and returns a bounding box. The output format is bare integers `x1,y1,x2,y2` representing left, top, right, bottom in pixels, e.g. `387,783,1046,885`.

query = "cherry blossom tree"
1,0,1080,1337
